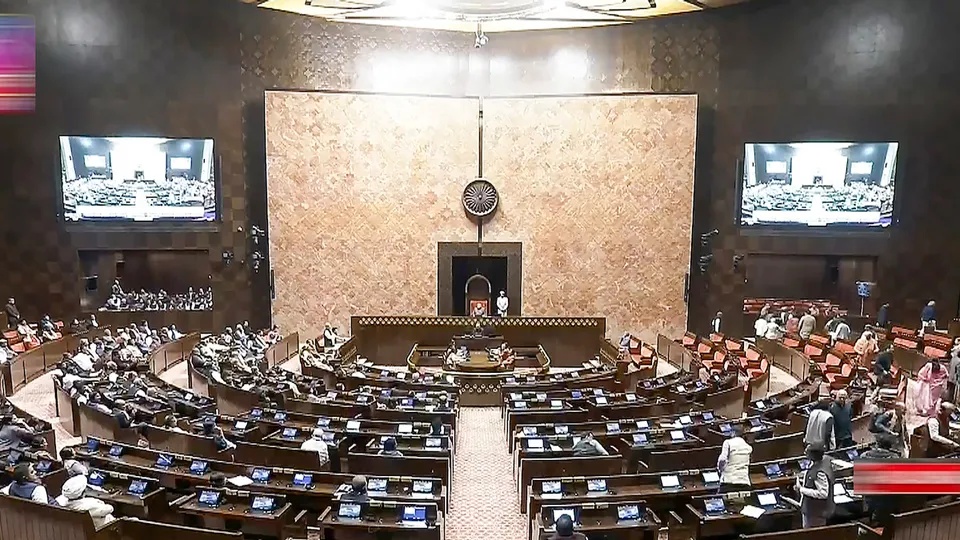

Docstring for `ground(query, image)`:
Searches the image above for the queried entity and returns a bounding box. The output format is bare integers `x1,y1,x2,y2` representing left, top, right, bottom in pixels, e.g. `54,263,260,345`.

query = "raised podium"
452,334,504,351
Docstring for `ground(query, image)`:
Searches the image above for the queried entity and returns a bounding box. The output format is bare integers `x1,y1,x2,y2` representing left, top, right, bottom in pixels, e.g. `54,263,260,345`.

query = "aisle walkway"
447,408,527,540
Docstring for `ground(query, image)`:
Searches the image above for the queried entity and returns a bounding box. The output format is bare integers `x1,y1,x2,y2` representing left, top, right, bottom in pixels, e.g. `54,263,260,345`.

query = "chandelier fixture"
254,0,709,33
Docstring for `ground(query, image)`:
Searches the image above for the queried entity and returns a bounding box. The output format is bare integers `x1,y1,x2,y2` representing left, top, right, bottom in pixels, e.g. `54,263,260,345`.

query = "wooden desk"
87,468,167,519
452,335,504,351
686,489,799,538
314,500,443,540
175,490,294,539
535,501,661,540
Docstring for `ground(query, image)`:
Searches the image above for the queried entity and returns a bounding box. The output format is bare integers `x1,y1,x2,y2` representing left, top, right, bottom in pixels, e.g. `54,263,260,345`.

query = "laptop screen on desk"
403,506,427,522
702,411,715,421
425,437,442,448
316,417,331,427
670,430,685,441
155,454,173,468
571,391,582,399
35,460,52,473
413,480,432,493
346,420,361,432
555,425,569,435
368,478,387,491
108,446,123,457
606,422,620,433
799,459,812,470
765,464,782,477
542,481,561,494
522,427,537,436
88,471,106,486
633,433,648,445
198,490,222,508
273,412,287,422
596,397,608,405
128,479,148,495
282,427,298,438
587,479,607,492
398,423,414,434
636,420,649,430
252,468,270,483
339,503,361,519
234,420,249,430
190,460,208,474
86,439,99,452
702,471,720,484
293,473,313,487
251,496,275,512
400,398,414,407
618,504,640,521
250,408,262,418
757,492,778,507
526,439,544,449
705,498,725,514
660,475,680,489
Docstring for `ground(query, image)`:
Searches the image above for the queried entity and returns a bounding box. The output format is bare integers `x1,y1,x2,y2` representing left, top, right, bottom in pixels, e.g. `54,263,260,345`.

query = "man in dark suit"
5,298,20,329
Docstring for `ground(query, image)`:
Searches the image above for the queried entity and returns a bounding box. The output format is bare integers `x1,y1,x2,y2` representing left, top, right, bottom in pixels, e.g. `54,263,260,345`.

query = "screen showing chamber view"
59,136,216,222
740,142,898,227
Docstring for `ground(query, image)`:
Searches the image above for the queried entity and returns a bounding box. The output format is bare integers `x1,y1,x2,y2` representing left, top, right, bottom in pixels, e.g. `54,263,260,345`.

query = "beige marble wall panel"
266,92,479,340
482,95,697,343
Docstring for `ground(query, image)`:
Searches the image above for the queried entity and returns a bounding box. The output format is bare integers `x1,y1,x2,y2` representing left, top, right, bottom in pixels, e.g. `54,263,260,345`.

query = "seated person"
162,415,186,434
300,427,330,466
378,437,403,457
17,321,40,348
436,393,452,412
55,474,116,527
926,402,960,456
572,432,609,456
209,473,227,489
550,514,588,540
430,417,445,436
1,463,55,504
340,475,370,503
698,364,712,384
60,448,89,478
0,339,15,361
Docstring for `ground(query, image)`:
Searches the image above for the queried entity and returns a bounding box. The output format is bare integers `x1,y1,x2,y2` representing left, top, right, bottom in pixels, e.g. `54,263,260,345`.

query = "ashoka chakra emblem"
462,179,499,218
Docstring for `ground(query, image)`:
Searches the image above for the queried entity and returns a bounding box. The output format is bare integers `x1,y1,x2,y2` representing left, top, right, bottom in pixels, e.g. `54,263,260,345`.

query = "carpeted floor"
446,407,527,540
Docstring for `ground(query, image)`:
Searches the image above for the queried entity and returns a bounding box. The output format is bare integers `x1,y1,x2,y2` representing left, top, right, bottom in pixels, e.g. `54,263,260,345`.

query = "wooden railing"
263,332,300,369
0,326,111,396
145,333,201,377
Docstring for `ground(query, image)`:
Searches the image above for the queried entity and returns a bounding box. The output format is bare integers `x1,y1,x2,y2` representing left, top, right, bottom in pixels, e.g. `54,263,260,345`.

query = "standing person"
855,330,880,367
861,435,901,527
798,310,817,341
914,359,948,417
829,390,855,449
785,312,800,335
754,314,769,339
948,337,960,402
877,303,890,328
831,318,851,343
4,297,20,329
764,314,784,341
717,425,753,488
795,443,835,528
804,400,836,450
870,402,908,454
711,311,723,334
921,301,937,334
873,346,894,387
496,291,509,317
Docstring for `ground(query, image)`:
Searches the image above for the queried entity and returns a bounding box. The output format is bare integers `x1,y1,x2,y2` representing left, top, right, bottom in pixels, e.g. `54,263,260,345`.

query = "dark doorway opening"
452,256,507,316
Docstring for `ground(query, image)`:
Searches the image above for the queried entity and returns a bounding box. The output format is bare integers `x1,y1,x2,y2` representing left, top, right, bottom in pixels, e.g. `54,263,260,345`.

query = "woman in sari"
915,359,949,417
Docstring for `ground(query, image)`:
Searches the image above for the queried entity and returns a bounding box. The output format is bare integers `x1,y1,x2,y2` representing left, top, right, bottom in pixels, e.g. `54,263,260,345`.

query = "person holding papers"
717,425,753,488
795,443,835,528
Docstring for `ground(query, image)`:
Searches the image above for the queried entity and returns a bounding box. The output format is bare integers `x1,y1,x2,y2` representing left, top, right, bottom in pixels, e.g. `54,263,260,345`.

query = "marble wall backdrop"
266,92,479,339
267,91,696,341
483,95,697,341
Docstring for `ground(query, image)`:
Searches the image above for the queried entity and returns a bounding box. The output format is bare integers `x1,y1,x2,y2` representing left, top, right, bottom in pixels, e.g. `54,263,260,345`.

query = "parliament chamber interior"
1,0,960,539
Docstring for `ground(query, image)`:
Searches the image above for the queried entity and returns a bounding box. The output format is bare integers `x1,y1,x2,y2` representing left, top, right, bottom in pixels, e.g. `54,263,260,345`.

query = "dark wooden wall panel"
0,0,958,337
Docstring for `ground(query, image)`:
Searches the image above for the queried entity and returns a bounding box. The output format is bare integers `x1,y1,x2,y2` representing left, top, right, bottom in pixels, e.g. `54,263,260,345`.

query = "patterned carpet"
446,407,527,540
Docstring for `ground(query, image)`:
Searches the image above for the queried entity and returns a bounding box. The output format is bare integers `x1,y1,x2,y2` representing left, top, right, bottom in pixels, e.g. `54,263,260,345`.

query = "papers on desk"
832,459,854,471
410,492,434,500
549,444,562,452
541,492,563,500
739,505,765,519
228,475,253,487
834,494,855,504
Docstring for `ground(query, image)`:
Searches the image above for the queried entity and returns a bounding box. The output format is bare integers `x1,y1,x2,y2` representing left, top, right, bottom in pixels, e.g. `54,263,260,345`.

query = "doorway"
453,256,507,316
437,242,522,316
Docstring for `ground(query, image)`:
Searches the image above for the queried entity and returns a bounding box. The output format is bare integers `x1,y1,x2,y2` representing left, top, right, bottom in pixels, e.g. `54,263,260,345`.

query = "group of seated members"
101,279,214,312
0,324,457,538
2,313,67,354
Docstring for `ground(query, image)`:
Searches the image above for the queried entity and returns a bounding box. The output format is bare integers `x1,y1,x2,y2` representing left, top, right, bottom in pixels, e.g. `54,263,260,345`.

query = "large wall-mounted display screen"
739,142,899,228
59,136,217,222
